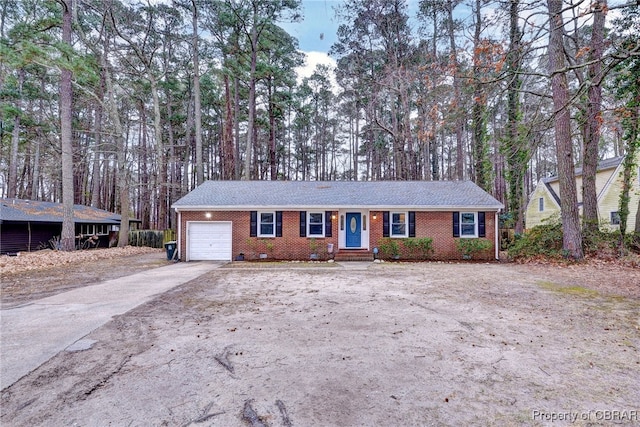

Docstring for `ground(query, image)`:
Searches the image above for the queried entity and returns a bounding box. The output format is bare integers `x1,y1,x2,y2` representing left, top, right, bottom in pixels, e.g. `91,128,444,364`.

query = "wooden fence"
129,229,175,248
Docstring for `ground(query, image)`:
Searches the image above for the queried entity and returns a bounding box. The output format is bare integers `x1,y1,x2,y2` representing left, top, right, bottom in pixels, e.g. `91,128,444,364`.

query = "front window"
79,224,93,235
259,212,275,237
78,224,109,236
460,212,478,237
538,197,544,212
391,212,407,237
308,212,325,237
610,211,620,225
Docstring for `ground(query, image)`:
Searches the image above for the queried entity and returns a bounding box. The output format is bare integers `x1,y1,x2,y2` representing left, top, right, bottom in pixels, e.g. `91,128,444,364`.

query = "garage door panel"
188,222,232,261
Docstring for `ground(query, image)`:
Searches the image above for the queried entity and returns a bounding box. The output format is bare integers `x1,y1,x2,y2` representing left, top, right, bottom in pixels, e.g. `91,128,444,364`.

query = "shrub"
455,238,492,259
378,238,400,259
626,232,640,253
582,227,619,256
508,216,563,259
402,237,434,260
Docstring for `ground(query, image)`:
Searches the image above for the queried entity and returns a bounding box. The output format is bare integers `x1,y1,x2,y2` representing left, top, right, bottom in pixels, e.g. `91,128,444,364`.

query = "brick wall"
178,210,497,261
179,210,339,261
368,211,496,261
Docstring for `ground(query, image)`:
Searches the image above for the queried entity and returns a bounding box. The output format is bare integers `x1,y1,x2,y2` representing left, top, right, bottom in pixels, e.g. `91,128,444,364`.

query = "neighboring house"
525,153,640,231
0,198,134,254
172,180,504,262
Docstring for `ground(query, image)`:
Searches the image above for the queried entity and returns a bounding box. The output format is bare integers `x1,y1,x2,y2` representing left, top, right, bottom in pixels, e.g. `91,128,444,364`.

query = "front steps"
333,249,374,262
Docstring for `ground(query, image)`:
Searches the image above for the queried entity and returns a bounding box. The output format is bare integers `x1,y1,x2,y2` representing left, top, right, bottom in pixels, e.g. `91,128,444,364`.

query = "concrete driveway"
0,261,222,390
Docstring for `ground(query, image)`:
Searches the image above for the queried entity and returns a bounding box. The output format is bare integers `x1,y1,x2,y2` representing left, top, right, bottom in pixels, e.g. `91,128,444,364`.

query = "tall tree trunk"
547,0,584,259
91,68,106,208
101,36,130,247
8,68,23,198
31,137,41,199
354,107,359,180
430,7,439,181
183,87,194,193
268,80,277,180
139,101,150,230
150,76,167,229
471,0,489,192
505,0,527,233
234,73,241,180
581,0,606,235
192,0,204,186
222,72,235,180
167,91,177,229
446,0,464,180
59,0,75,251
244,21,258,180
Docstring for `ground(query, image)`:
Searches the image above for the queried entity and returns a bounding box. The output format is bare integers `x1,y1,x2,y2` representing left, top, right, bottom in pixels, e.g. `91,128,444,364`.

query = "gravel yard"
1,250,639,426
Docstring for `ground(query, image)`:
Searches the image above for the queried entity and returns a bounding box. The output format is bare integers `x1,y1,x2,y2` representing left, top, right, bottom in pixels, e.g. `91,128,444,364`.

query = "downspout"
177,210,182,260
28,221,32,252
495,211,500,260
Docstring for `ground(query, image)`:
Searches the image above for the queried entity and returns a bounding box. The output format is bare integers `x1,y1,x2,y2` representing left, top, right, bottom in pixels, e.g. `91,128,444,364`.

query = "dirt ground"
1,250,639,426
0,247,166,307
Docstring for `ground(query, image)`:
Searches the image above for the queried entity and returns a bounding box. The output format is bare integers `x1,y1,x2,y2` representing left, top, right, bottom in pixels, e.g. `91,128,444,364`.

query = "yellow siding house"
525,152,640,232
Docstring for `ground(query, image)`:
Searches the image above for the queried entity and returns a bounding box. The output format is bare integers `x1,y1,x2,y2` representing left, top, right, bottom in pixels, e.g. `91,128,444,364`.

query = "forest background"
0,0,639,258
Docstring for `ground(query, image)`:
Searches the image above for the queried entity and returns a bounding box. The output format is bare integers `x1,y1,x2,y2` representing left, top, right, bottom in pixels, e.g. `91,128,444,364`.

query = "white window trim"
538,197,544,212
390,211,408,238
459,212,479,238
258,211,276,237
79,224,109,236
610,211,620,226
307,211,325,237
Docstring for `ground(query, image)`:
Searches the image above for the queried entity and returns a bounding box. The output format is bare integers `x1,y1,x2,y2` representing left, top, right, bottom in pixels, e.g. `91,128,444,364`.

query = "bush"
402,237,434,260
378,238,400,259
582,227,619,256
509,215,640,262
626,232,640,253
455,238,492,259
508,218,564,260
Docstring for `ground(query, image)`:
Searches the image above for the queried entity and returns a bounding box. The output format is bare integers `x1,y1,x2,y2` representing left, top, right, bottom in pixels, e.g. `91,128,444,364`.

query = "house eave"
173,205,504,212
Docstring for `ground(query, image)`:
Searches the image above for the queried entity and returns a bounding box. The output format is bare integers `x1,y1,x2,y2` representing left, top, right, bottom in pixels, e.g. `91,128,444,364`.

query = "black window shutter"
408,211,416,237
250,211,257,237
276,211,283,237
383,211,390,237
325,211,332,237
453,212,460,237
478,212,486,237
299,211,306,237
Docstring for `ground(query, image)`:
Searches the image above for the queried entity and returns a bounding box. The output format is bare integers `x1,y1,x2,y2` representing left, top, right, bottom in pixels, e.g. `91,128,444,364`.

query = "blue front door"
345,213,361,248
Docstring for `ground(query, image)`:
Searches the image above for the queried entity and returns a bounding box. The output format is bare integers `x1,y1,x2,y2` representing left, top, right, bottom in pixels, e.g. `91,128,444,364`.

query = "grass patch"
536,280,600,298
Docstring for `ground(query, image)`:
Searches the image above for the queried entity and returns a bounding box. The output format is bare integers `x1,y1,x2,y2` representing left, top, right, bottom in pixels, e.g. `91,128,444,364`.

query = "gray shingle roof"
0,198,122,224
542,156,623,184
539,156,624,204
173,180,503,210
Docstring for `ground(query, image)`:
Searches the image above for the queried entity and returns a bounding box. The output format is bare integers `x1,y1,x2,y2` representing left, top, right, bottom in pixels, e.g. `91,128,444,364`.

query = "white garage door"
187,221,232,261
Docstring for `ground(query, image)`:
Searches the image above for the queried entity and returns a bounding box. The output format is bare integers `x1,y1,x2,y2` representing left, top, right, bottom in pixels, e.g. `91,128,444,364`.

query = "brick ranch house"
172,180,504,262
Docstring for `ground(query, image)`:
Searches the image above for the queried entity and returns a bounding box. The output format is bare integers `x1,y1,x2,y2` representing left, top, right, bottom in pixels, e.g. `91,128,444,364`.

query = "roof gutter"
172,205,505,212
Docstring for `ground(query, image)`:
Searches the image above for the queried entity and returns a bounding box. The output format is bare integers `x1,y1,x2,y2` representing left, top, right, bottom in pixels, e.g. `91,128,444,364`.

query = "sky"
280,0,342,83
279,0,629,86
